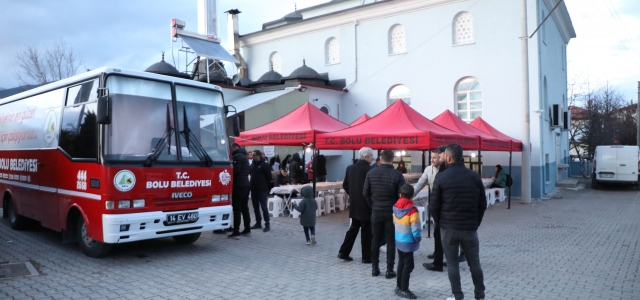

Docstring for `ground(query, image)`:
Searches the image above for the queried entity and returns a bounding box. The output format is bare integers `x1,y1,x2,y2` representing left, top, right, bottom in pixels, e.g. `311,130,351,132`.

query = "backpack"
506,174,513,187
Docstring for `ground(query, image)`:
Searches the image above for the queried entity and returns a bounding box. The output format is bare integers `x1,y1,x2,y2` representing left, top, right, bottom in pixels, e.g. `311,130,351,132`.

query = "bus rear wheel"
7,198,27,230
77,217,111,258
173,232,201,244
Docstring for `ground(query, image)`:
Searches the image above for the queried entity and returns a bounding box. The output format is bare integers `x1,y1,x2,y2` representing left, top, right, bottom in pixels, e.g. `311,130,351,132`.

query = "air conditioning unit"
563,110,571,131
551,104,562,127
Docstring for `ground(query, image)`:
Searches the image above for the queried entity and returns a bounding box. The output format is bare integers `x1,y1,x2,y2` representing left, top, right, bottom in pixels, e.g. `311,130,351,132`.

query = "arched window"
453,12,474,45
320,106,330,115
388,24,406,54
325,37,340,65
455,78,482,121
388,85,411,106
269,52,281,74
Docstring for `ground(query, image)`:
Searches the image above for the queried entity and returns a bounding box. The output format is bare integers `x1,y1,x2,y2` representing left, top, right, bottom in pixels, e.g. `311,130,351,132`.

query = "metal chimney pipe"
227,9,248,76
198,0,217,37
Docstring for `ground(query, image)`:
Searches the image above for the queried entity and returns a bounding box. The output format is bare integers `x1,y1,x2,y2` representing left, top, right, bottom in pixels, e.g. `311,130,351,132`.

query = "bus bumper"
102,205,232,244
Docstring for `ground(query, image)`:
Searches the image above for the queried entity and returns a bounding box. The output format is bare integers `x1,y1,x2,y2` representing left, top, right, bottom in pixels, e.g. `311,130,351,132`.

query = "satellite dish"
231,74,240,86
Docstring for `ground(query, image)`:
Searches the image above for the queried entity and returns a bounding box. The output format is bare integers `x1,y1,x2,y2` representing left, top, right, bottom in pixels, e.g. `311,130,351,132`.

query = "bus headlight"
118,200,131,209
212,195,221,202
105,201,115,210
221,194,229,201
132,199,145,208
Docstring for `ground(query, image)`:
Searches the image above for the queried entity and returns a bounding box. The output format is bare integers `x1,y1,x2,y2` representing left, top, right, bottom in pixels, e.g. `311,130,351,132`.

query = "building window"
325,37,340,65
388,24,406,54
388,85,411,106
320,106,330,114
269,52,281,74
456,77,482,121
453,12,474,45
543,76,548,120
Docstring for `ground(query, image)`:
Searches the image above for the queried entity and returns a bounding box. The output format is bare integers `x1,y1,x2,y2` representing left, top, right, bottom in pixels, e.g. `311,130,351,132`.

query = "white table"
270,181,344,213
404,173,422,181
482,178,494,188
413,190,429,207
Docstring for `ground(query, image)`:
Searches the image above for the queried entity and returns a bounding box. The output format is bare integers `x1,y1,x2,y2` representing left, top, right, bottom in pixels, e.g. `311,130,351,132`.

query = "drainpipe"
344,20,359,91
227,9,248,78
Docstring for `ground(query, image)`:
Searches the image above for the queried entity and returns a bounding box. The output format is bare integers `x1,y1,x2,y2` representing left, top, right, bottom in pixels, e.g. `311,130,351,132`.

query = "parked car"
591,145,640,189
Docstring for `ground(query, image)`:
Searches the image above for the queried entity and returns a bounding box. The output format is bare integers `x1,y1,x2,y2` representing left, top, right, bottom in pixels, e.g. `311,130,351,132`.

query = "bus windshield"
103,75,229,164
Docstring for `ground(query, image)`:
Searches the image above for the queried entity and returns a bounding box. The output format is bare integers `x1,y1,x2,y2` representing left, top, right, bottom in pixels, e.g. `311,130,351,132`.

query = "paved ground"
1,184,639,300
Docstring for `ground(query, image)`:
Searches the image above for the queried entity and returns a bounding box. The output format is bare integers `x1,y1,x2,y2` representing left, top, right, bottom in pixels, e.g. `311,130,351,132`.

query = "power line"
587,0,640,67
602,0,640,61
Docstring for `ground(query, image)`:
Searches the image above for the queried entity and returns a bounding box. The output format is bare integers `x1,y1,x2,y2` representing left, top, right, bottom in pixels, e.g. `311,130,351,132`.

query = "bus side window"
66,79,98,106
59,102,98,160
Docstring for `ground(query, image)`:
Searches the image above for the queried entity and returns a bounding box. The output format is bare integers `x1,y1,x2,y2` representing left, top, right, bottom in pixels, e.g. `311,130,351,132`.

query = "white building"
223,0,575,199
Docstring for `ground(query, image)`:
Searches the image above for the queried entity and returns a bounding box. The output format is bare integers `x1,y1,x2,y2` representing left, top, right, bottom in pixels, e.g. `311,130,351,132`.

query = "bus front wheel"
77,217,111,258
7,198,27,230
172,232,201,244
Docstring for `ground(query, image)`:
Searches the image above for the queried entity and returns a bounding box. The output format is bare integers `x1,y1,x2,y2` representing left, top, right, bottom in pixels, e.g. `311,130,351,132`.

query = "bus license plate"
166,212,199,225
600,174,614,178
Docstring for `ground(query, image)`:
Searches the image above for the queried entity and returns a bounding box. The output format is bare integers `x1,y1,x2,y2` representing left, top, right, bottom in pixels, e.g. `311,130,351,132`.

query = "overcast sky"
0,0,638,101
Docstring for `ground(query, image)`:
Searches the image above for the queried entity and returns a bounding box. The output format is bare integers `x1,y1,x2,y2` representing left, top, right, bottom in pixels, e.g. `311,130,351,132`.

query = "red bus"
1,67,233,257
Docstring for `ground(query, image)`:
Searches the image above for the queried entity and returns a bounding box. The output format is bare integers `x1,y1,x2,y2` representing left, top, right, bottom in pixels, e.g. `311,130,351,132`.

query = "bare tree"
578,82,627,156
14,38,84,86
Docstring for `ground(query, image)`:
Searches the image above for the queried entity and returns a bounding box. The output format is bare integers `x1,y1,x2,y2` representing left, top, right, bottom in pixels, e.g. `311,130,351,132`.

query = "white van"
591,145,640,189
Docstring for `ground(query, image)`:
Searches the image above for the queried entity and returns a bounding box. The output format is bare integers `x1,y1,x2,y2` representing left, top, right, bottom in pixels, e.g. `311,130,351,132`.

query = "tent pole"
422,150,426,172
426,150,432,238
353,150,356,164
313,146,318,196
302,145,306,182
478,149,482,177
508,150,513,209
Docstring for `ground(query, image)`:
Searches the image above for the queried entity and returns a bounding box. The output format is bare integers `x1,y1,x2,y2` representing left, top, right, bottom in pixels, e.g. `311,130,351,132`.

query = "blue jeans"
251,190,269,226
303,226,316,241
441,228,485,300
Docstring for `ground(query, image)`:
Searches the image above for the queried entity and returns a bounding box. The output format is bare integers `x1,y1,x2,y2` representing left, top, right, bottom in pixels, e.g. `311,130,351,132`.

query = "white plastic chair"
486,189,496,206
289,198,302,218
268,196,283,218
416,206,427,229
494,188,506,202
334,193,345,211
315,197,325,216
324,194,336,214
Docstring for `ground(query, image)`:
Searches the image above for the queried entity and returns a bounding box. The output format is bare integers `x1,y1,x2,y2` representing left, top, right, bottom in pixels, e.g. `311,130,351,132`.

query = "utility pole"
636,81,639,146
520,0,532,204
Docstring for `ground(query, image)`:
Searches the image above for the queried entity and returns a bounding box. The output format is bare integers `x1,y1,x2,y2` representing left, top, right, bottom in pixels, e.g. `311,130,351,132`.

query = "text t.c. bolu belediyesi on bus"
0,67,234,257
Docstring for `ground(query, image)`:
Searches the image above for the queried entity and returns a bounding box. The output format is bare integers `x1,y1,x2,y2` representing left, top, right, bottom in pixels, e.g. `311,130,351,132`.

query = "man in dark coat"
250,150,273,232
431,144,487,300
228,143,252,238
338,147,374,263
363,149,406,279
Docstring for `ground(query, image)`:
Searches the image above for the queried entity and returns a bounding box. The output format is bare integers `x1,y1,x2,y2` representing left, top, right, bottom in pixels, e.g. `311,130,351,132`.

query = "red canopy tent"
469,117,523,152
236,102,348,146
432,110,511,151
316,100,476,150
349,114,371,126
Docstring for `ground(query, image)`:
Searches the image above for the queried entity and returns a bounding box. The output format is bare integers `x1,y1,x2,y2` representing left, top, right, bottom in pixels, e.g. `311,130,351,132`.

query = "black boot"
372,265,380,277
385,269,396,279
250,223,262,229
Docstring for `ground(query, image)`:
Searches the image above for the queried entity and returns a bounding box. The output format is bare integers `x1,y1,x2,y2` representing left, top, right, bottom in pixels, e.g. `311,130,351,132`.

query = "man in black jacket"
250,150,273,232
227,143,252,238
363,150,405,279
338,147,374,263
431,144,486,300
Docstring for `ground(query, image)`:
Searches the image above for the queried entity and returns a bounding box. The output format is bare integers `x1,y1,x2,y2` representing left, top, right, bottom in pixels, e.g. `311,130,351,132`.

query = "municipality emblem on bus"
114,170,136,192
219,170,231,186
43,110,57,147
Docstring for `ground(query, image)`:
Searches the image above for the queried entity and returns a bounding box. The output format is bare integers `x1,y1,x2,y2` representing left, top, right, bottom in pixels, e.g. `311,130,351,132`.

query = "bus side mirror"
232,115,240,137
97,96,111,124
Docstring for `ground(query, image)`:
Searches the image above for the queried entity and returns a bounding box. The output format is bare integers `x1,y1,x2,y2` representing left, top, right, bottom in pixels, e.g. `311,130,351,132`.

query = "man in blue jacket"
431,144,487,300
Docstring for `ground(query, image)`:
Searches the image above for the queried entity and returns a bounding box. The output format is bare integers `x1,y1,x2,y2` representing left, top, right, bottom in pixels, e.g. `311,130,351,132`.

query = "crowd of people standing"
338,145,487,300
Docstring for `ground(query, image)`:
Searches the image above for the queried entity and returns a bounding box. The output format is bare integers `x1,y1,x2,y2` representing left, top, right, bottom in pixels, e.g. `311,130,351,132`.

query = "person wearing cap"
414,145,447,271
431,144,486,300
